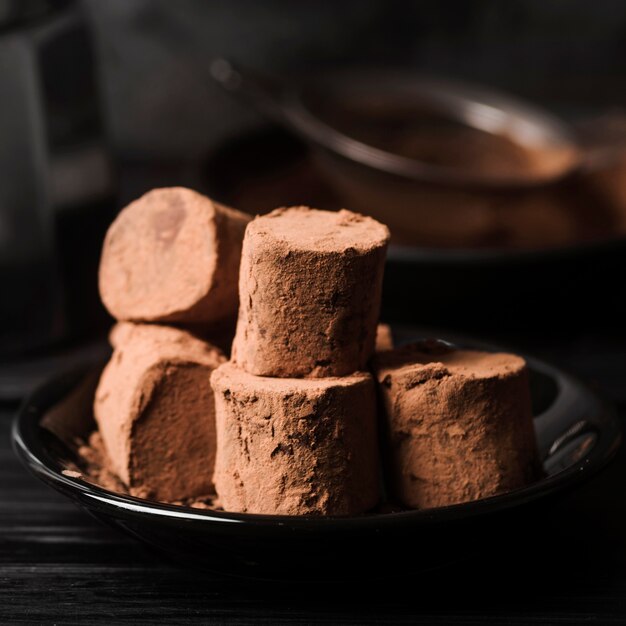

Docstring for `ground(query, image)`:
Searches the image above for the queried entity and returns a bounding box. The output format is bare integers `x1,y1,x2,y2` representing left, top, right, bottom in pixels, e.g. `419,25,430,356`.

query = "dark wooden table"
2,330,626,625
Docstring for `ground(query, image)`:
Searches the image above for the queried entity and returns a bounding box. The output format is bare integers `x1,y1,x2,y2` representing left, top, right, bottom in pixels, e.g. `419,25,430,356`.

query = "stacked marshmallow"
211,207,390,515
93,192,540,514
94,187,250,500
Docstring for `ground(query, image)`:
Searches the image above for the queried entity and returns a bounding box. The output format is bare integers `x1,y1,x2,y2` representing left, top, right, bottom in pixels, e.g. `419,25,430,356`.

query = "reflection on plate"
12,328,620,580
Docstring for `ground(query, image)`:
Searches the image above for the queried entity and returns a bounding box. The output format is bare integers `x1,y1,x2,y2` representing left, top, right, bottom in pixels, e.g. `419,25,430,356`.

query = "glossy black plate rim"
12,348,621,532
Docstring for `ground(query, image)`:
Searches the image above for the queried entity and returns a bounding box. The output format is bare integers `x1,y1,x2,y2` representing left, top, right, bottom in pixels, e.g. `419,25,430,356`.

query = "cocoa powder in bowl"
224,131,624,249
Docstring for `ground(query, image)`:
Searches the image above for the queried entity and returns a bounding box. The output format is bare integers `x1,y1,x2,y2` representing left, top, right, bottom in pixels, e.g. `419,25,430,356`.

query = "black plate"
12,331,621,580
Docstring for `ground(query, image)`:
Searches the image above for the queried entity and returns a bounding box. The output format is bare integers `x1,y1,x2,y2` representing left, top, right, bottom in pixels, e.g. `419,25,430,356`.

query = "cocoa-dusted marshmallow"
94,323,225,501
232,207,389,377
373,342,541,509
211,362,380,515
99,187,251,324
109,318,237,356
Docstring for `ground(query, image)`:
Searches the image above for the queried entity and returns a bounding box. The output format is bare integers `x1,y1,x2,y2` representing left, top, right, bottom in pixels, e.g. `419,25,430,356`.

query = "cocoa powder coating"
211,362,380,515
109,318,237,357
232,206,390,377
94,323,226,501
373,342,542,509
99,187,251,324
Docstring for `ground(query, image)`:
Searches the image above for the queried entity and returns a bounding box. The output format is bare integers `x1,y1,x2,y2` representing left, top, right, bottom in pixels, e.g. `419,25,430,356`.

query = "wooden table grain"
2,331,626,625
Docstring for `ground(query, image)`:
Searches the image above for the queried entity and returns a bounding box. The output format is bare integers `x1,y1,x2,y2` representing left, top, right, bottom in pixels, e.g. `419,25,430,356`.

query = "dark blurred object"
577,111,626,231
206,65,626,333
214,127,623,250
205,127,626,331
212,64,626,251
212,62,581,188
0,0,115,360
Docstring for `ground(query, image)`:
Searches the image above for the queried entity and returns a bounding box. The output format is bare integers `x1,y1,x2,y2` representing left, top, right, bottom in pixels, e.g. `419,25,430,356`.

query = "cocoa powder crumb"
66,430,220,509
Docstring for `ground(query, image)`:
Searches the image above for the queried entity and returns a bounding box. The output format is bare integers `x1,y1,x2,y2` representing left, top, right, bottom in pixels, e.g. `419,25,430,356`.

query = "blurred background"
2,0,626,397
90,0,626,156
